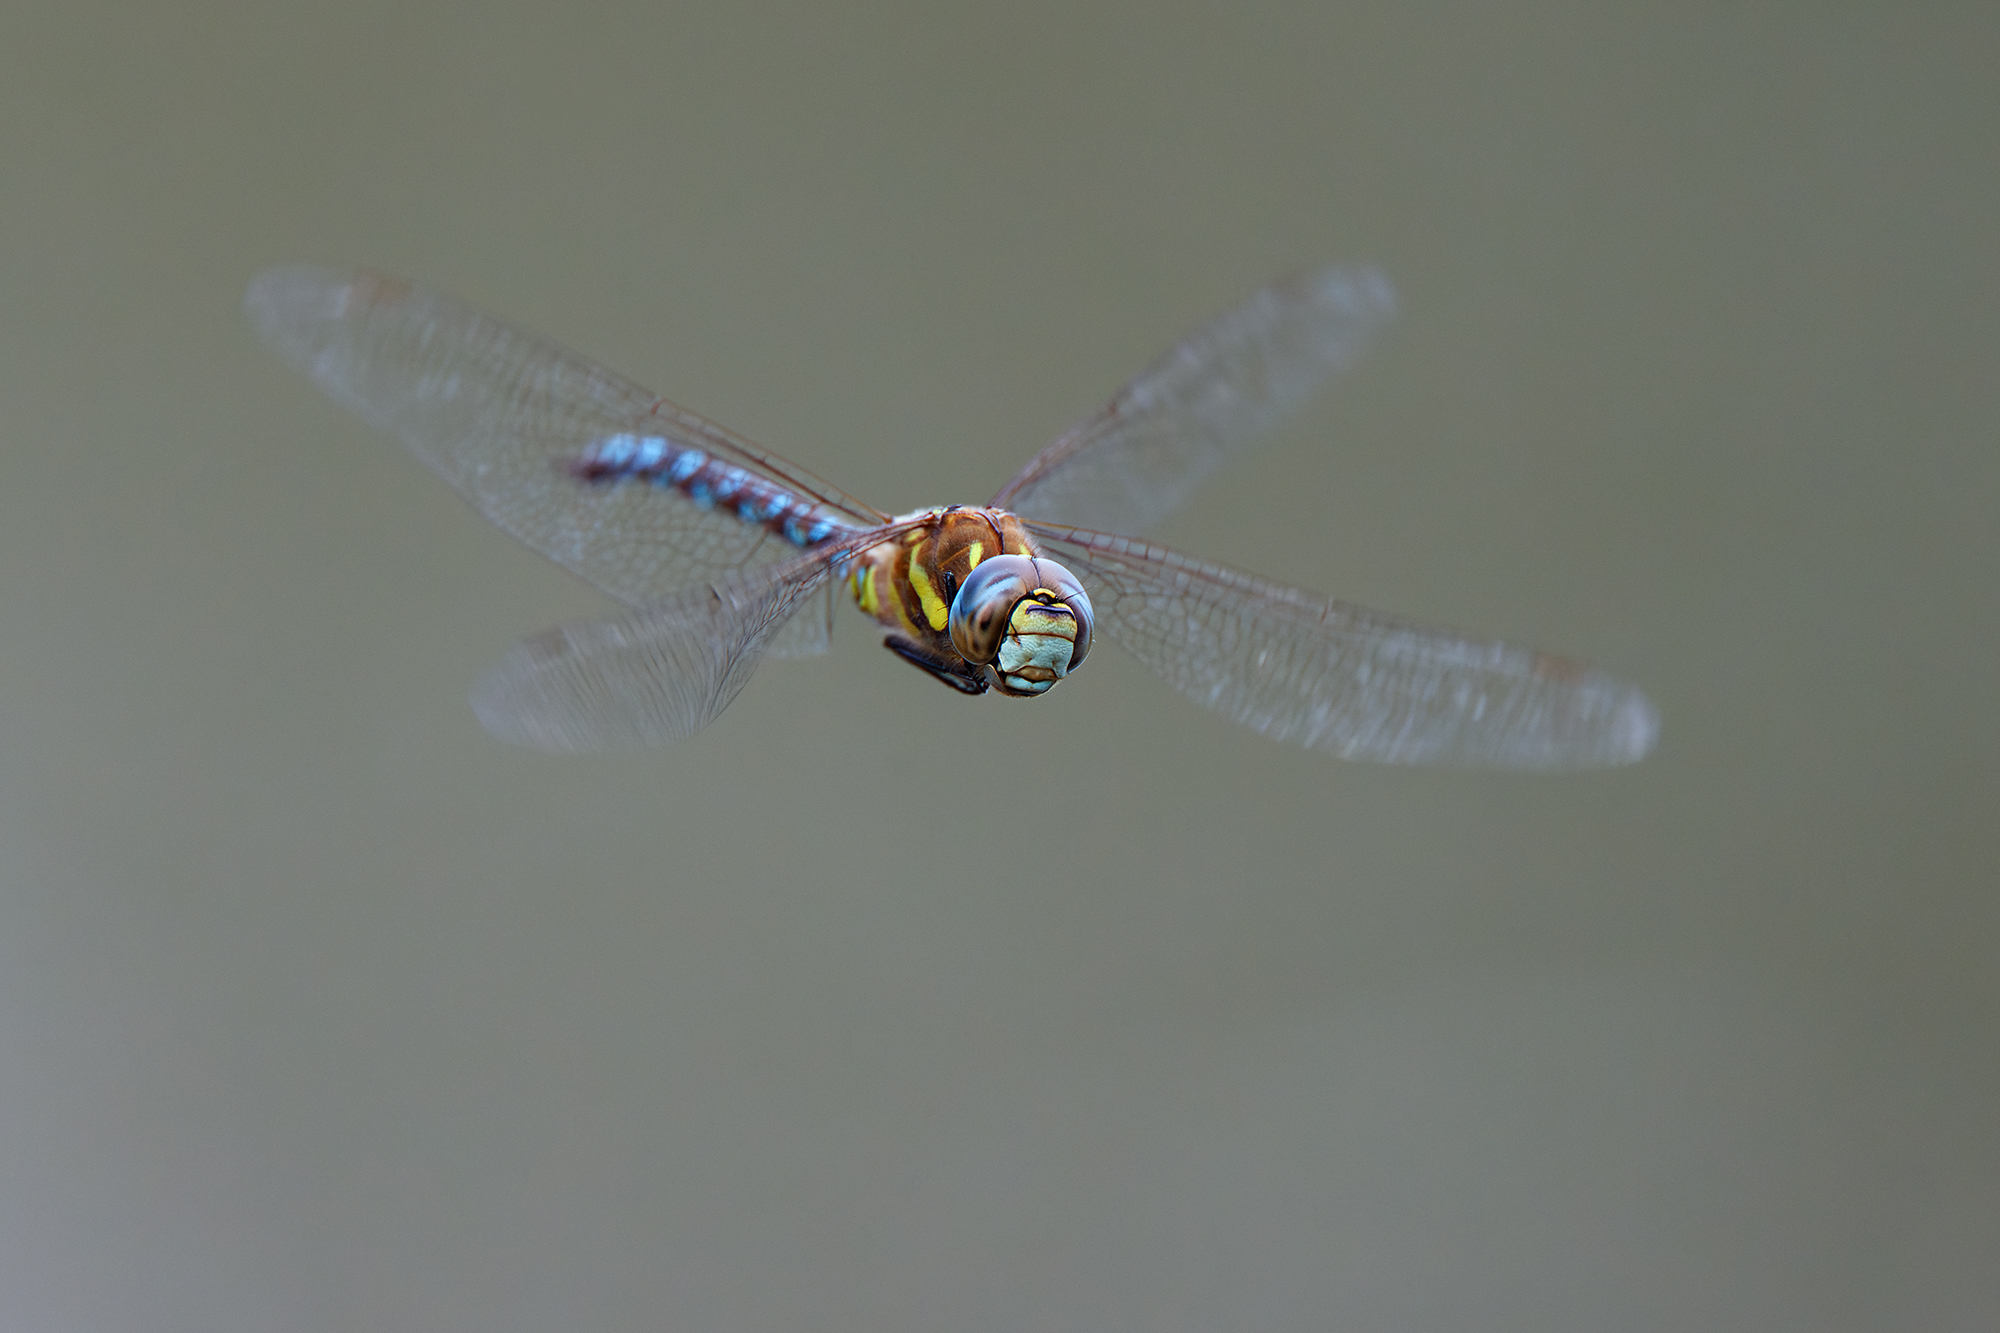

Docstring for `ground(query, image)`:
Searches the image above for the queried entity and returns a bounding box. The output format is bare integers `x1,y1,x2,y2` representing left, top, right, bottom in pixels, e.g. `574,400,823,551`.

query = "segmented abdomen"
568,433,851,547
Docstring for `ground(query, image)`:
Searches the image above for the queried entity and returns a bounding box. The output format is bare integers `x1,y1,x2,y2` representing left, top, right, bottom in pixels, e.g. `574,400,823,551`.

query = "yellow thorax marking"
966,540,984,568
907,553,949,631
853,564,880,615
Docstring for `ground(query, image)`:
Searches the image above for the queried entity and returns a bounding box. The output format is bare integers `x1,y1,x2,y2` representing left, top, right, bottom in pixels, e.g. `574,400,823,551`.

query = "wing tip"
243,265,416,366
1533,654,1659,768
468,633,621,753
242,264,351,366
1602,685,1662,766
1304,263,1398,322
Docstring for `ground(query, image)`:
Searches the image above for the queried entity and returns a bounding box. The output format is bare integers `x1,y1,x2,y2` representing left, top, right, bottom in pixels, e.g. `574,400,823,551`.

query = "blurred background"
0,2,1993,1329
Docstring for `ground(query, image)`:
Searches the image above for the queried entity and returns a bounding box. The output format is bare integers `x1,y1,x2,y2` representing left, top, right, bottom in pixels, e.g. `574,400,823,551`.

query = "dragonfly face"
245,263,1658,767
947,553,1093,696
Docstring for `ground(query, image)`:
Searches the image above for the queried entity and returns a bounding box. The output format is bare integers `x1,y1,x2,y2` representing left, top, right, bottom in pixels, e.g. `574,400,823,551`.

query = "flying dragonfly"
243,265,1656,767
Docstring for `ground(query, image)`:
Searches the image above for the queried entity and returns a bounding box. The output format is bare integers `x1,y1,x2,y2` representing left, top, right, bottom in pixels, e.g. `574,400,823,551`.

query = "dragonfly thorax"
845,509,1093,698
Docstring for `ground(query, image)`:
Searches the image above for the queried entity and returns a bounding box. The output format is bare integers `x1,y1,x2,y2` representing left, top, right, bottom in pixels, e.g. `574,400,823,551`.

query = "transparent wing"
762,579,837,659
992,267,1396,533
244,266,883,610
1026,523,1658,769
469,536,889,751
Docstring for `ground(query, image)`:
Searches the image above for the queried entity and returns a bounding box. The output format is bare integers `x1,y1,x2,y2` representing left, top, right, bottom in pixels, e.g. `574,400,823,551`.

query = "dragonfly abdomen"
568,433,850,548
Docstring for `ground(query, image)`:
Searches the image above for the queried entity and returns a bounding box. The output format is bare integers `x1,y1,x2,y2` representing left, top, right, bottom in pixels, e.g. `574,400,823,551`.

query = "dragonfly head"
946,554,1093,697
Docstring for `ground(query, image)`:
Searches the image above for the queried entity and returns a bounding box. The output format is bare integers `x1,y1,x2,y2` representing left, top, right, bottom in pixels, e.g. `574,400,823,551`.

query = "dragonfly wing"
762,578,836,659
993,267,1395,533
1026,523,1658,769
244,266,881,605
470,547,850,751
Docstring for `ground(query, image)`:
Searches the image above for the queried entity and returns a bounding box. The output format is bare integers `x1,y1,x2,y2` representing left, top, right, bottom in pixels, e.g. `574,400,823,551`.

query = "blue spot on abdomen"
594,434,637,467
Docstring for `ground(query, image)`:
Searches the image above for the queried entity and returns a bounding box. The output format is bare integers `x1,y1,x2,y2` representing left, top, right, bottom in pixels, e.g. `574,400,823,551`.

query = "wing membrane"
244,266,882,608
993,267,1395,533
1026,522,1658,769
470,541,867,751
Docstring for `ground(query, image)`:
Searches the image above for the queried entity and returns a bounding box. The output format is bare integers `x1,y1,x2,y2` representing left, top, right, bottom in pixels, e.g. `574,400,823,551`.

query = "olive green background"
0,3,1993,1330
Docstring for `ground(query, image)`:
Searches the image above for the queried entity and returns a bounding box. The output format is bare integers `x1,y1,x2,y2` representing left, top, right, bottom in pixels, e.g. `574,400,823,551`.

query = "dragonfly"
244,265,1657,767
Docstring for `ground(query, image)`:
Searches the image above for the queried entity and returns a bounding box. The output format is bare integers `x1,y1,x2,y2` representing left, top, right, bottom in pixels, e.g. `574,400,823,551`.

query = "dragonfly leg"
882,635,988,695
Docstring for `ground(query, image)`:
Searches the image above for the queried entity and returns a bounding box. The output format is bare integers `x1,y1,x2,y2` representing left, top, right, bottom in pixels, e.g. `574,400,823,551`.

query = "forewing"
469,545,858,751
244,266,881,607
992,267,1396,533
1026,523,1658,769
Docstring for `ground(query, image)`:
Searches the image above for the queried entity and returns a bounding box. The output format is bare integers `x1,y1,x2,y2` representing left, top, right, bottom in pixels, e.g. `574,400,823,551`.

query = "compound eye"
946,554,1094,695
1042,563,1092,669
947,556,1036,665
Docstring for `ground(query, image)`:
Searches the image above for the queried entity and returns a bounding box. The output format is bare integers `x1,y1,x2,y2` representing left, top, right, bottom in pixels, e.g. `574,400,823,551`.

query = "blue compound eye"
947,556,1033,666
946,555,1092,694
